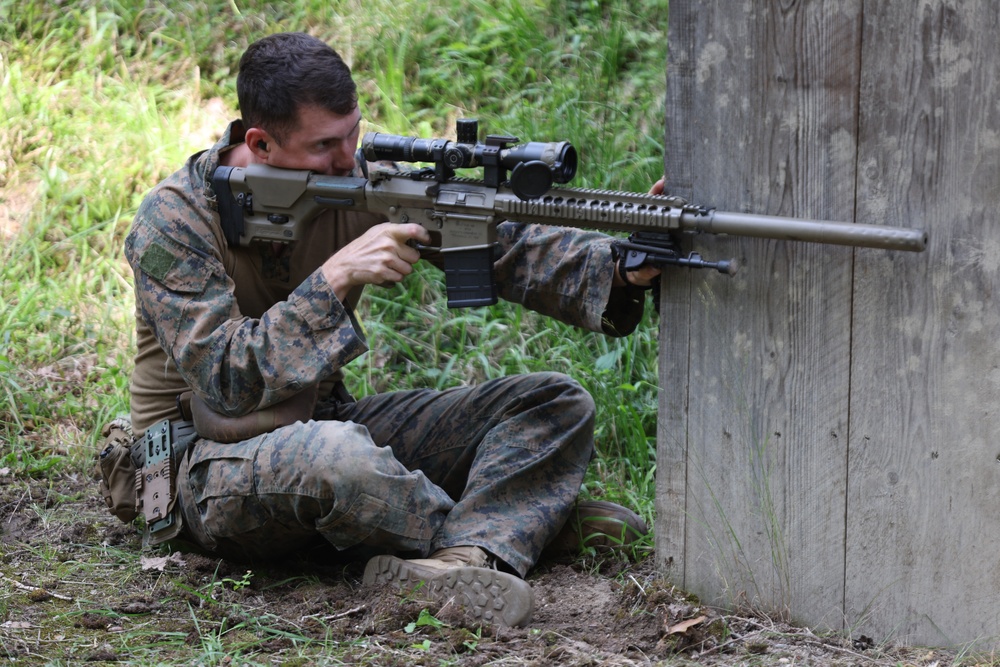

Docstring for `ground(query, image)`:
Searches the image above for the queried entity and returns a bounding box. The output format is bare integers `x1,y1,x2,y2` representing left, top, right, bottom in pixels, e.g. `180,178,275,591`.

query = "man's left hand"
613,179,665,288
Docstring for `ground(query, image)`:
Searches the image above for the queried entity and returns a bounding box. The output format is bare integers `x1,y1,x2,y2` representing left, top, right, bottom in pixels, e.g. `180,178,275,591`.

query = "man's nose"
331,143,357,174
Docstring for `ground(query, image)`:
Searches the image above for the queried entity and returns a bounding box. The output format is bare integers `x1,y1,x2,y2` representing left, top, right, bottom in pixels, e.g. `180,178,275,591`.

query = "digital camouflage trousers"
173,372,595,577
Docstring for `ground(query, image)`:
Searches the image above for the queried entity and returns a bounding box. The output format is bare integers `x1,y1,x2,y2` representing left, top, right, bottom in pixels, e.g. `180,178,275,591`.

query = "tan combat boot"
542,500,649,560
363,546,535,627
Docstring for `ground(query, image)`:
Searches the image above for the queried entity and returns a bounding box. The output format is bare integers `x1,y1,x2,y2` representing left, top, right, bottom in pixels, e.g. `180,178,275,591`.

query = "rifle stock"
212,125,927,308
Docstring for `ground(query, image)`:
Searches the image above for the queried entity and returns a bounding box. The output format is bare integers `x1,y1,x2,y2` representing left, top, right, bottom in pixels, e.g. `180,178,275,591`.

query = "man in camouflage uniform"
125,32,656,628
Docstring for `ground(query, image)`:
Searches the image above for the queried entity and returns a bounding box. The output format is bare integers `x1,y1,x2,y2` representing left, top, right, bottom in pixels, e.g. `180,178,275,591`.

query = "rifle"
212,119,927,308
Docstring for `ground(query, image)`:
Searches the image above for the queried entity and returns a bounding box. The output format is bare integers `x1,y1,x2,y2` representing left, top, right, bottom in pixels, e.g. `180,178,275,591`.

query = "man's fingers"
369,222,430,265
626,266,662,288
396,241,422,266
388,222,432,247
321,221,439,301
386,250,417,278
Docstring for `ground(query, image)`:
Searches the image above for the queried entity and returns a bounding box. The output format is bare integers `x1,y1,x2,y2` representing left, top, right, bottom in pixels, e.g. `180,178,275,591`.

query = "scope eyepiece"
503,141,577,185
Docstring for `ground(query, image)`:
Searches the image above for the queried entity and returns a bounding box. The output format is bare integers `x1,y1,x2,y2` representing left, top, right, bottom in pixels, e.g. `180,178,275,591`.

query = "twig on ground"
301,605,367,623
1,574,74,601
693,622,755,658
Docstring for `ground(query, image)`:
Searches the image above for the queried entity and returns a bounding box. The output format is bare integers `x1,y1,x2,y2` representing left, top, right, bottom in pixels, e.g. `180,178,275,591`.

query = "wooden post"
658,0,1000,648
846,1,1000,647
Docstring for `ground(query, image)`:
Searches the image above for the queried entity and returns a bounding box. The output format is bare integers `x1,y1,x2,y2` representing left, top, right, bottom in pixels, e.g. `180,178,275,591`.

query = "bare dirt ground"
0,470,970,666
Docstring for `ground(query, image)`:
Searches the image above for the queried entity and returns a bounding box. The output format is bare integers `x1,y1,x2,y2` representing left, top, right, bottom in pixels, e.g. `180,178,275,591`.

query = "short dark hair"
237,32,358,144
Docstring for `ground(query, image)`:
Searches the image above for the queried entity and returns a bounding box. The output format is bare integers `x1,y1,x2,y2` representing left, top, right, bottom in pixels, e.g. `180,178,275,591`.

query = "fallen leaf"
140,552,187,571
1,621,34,629
665,614,708,635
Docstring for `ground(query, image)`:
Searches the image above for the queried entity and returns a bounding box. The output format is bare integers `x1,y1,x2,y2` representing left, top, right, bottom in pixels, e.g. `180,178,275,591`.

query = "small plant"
461,626,482,653
222,570,254,591
201,569,255,599
404,608,447,633
404,609,448,651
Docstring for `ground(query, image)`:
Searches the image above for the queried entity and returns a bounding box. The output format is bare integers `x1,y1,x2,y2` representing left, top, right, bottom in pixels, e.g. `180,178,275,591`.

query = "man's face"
263,104,363,176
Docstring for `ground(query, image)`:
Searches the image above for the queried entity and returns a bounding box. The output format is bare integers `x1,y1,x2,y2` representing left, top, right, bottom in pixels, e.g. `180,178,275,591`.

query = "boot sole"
363,555,534,627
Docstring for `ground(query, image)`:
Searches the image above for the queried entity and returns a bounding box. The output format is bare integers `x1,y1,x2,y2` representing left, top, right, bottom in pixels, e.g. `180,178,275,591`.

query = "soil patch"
0,471,962,665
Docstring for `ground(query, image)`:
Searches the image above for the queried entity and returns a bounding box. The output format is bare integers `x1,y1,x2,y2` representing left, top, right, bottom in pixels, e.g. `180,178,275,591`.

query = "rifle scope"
361,119,577,199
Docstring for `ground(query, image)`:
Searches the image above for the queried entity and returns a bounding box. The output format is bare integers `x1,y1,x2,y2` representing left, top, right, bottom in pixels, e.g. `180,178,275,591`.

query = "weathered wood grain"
659,0,1000,648
660,0,861,629
846,0,1000,647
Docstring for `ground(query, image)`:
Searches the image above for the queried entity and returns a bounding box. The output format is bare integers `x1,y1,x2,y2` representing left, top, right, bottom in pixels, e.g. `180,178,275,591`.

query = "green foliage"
404,608,447,633
0,0,664,517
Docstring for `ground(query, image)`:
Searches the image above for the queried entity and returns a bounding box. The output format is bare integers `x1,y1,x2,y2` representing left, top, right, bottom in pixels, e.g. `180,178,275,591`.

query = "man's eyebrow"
316,116,363,143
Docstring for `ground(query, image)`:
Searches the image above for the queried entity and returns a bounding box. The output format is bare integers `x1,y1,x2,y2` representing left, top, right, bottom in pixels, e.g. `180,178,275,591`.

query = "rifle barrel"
681,210,928,252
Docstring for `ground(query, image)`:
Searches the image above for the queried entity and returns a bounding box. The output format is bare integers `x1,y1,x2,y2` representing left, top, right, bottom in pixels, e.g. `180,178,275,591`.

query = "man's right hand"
321,222,432,302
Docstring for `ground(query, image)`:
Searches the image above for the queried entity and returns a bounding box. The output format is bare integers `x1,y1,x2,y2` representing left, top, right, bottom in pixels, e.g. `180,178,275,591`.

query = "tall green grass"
0,0,665,515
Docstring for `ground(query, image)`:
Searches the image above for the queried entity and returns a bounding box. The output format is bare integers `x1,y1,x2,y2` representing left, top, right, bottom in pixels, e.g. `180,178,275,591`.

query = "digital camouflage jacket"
126,121,647,435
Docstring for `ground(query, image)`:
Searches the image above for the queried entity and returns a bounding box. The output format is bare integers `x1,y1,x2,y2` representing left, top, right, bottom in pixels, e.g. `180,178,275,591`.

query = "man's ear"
245,128,271,159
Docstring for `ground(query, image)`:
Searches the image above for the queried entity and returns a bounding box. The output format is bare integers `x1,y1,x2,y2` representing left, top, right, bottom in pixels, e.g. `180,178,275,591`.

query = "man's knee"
300,422,452,552
292,421,409,496
553,372,596,418
524,371,597,424
502,372,596,464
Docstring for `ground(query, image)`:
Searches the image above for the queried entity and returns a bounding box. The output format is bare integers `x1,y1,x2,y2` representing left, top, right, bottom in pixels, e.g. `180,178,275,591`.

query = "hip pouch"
97,417,196,546
97,417,139,523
